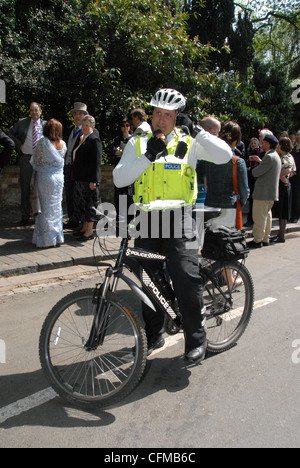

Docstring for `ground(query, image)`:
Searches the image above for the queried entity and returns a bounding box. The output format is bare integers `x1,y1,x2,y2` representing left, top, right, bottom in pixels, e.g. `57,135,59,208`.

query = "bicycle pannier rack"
201,226,249,261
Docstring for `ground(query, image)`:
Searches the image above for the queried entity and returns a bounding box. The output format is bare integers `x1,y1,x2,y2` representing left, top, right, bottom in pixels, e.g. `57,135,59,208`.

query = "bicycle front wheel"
39,288,147,408
201,260,254,354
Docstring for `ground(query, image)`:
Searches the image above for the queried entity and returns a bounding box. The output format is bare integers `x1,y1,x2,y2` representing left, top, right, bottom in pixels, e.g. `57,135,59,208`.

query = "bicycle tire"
201,260,254,354
39,288,148,408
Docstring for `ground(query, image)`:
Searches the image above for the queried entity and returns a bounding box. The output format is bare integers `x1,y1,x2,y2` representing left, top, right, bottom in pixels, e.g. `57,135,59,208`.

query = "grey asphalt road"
0,233,300,448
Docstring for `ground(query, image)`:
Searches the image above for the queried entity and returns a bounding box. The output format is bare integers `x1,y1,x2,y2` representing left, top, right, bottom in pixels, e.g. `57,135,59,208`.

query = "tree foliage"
235,0,300,133
0,0,299,162
236,0,300,76
229,11,254,80
0,0,213,158
186,0,235,71
253,60,294,134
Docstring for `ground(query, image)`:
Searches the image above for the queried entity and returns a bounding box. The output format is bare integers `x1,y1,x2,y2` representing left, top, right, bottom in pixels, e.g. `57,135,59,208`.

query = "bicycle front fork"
85,268,114,351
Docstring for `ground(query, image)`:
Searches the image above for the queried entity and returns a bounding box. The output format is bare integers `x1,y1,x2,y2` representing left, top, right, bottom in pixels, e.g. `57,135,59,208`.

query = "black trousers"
134,208,206,352
291,173,300,220
64,164,75,220
19,153,33,220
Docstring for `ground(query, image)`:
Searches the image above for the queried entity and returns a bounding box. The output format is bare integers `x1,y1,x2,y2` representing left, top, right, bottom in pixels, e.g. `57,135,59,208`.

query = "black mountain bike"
39,209,254,408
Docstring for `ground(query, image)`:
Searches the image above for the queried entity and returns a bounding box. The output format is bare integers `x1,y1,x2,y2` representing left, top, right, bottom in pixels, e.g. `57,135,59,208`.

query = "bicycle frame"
85,237,183,350
86,232,245,350
40,208,254,409
112,238,181,325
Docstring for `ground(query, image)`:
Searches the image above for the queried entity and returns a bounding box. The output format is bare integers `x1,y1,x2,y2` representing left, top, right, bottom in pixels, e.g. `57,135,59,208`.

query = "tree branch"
234,2,300,30
251,12,300,31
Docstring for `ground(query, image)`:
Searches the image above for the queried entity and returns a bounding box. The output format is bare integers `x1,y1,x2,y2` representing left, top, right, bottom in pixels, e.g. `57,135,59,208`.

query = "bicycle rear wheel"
39,288,147,408
201,260,254,354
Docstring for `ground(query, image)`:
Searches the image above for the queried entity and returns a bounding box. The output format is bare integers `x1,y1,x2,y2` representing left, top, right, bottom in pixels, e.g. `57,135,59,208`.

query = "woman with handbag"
272,137,296,243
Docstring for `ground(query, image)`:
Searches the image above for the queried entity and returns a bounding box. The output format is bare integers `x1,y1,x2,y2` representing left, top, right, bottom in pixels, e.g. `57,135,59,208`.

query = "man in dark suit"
0,129,15,174
63,102,100,229
8,102,46,225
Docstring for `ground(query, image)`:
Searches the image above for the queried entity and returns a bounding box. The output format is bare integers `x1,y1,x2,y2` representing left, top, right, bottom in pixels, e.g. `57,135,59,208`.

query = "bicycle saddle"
193,206,222,222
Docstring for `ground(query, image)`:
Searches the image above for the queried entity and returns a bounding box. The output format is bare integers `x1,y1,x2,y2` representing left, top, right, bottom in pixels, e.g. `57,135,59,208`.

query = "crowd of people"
0,99,299,250
1,102,102,248
237,128,300,246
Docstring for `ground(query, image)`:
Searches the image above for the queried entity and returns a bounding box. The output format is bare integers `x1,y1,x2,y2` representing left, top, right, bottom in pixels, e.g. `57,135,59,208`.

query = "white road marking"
0,296,278,425
254,297,278,309
150,333,183,357
221,297,278,321
295,286,300,291
0,388,57,425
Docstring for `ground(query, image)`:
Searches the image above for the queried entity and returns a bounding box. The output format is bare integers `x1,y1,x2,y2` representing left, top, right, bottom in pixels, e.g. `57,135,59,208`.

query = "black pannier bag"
201,226,249,261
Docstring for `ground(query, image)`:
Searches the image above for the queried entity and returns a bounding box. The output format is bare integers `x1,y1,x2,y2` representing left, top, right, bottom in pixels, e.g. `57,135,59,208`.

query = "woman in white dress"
30,119,66,248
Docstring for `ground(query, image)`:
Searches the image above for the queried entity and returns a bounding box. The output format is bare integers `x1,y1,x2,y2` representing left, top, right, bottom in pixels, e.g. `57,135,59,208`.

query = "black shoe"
185,341,207,363
64,220,79,229
147,335,165,356
73,230,86,237
244,221,253,228
247,240,262,249
78,234,95,242
20,218,30,226
270,236,285,244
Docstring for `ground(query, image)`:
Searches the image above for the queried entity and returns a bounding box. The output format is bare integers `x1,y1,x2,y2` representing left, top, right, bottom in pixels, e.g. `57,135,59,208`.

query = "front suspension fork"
85,268,113,351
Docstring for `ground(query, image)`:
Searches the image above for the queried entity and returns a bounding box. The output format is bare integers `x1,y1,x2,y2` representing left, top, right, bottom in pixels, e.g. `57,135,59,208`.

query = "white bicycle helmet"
150,88,186,112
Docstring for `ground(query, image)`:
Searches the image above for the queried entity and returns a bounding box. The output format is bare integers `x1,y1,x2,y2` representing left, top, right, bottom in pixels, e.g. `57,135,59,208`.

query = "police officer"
113,89,232,363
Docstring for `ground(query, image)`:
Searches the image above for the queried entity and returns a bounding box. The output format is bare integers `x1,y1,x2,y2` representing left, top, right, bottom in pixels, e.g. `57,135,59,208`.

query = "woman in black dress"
272,137,296,243
72,115,102,241
290,130,300,222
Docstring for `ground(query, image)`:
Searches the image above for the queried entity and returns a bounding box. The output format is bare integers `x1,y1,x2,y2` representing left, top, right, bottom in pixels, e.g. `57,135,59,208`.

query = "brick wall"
0,165,115,208
100,165,115,204
0,166,20,208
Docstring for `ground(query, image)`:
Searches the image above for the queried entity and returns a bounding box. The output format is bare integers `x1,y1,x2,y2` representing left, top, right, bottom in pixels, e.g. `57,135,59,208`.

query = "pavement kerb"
0,220,299,281
0,264,106,298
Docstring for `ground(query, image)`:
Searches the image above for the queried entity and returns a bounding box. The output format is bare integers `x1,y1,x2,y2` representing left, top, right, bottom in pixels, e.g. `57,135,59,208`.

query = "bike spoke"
42,292,145,404
202,261,254,352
